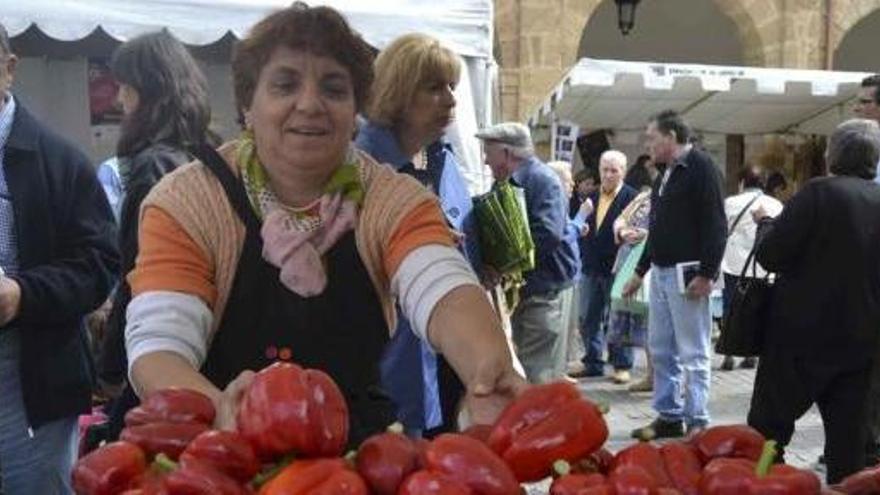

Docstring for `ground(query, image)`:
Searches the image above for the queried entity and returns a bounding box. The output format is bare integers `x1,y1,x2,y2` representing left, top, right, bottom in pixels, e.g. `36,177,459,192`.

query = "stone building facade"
496,0,880,122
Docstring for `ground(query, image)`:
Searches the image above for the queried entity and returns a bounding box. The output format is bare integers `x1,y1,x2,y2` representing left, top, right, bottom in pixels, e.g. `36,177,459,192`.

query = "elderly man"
477,123,580,384
624,110,727,439
569,150,637,383
0,24,119,494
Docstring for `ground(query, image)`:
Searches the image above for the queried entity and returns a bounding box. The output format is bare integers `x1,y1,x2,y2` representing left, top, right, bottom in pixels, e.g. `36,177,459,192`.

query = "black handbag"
716,244,774,357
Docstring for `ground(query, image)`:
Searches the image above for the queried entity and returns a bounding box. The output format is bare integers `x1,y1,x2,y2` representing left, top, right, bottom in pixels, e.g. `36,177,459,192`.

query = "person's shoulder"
621,183,638,199
15,106,91,168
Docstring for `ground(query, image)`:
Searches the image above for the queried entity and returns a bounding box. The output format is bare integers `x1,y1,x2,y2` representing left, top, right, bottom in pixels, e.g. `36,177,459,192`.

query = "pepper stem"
153,453,178,474
553,460,572,477
754,440,778,477
251,453,296,488
387,422,405,435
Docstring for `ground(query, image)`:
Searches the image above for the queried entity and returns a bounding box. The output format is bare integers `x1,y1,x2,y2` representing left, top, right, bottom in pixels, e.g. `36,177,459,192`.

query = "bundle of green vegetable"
473,181,535,308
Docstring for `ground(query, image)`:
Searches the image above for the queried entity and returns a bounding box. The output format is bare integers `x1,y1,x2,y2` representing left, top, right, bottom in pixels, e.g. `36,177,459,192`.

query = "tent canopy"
528,58,873,136
4,0,493,58
5,0,496,192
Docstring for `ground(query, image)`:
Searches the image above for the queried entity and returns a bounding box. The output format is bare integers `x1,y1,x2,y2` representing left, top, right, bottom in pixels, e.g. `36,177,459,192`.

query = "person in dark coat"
98,31,212,441
0,23,119,494
747,118,880,484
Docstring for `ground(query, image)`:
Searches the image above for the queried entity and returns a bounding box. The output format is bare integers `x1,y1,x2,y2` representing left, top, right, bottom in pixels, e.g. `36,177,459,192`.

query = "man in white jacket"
719,166,783,370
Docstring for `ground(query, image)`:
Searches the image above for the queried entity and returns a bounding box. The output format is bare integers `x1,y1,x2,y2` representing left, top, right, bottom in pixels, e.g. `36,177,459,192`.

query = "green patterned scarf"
236,130,364,222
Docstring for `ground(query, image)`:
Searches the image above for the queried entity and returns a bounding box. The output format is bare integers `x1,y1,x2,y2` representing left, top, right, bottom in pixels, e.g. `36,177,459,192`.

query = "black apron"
195,146,395,445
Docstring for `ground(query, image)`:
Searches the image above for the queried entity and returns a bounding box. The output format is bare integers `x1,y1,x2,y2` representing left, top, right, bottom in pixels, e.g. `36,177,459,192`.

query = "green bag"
610,239,649,316
474,182,534,275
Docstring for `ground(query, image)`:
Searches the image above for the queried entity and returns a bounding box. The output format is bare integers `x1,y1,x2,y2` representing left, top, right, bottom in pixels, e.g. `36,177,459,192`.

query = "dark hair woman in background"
98,30,211,440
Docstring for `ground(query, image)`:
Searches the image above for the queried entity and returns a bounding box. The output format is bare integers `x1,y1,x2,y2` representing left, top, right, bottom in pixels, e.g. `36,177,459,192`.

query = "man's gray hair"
600,149,628,170
827,119,880,180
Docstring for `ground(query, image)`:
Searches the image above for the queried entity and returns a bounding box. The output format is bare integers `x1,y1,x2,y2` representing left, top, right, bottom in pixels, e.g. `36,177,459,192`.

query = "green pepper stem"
553,460,572,477
251,453,296,488
754,440,778,477
153,453,178,474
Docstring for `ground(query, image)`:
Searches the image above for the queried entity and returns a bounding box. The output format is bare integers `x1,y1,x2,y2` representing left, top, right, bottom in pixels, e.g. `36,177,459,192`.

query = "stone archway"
577,0,748,66
832,3,880,71
495,0,771,121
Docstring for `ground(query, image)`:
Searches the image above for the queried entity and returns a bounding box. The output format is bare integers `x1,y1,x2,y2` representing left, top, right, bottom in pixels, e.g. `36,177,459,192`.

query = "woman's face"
246,46,356,175
116,83,140,116
401,76,457,145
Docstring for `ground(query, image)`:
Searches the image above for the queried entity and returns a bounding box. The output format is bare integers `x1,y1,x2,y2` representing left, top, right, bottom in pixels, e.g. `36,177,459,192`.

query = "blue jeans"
579,274,634,374
0,329,79,495
648,266,712,427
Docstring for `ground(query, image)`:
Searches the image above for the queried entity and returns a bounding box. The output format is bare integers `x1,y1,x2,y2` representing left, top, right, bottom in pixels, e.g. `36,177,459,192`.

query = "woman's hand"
619,227,647,245
751,205,769,223
464,357,528,425
214,370,255,431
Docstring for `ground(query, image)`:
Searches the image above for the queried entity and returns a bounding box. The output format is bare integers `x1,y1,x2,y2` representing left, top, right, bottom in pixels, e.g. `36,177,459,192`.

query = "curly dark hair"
111,31,210,157
232,2,374,113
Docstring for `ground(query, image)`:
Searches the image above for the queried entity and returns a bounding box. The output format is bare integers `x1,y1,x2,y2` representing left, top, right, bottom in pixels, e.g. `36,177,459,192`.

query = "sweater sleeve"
128,206,217,307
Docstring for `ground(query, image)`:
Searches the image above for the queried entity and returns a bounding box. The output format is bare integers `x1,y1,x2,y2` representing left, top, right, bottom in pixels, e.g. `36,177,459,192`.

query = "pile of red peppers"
73,368,839,495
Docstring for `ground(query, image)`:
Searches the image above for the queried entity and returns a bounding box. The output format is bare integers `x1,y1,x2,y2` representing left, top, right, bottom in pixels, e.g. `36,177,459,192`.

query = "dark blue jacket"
511,156,579,296
355,120,478,431
580,184,638,277
4,104,119,427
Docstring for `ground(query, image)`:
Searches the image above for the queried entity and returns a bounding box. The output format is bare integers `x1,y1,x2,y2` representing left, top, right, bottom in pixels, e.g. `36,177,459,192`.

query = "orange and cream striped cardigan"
129,141,452,336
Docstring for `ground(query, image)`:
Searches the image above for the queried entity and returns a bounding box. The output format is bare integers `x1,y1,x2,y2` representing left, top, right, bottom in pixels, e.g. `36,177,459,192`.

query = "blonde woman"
355,33,480,436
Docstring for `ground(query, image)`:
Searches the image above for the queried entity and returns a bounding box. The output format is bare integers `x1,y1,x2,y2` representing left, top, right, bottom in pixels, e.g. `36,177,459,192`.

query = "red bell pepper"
699,440,821,495
832,465,880,494
608,465,659,495
355,426,419,495
258,458,368,495
424,433,520,495
659,442,702,495
125,388,216,427
237,362,348,459
462,424,494,444
121,422,210,460
691,424,765,463
398,471,474,495
611,442,673,489
488,382,608,482
180,430,261,483
72,441,147,495
488,382,581,454
162,458,251,495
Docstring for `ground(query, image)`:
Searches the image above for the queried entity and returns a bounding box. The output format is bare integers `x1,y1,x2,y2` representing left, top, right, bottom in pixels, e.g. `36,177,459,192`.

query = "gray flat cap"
475,122,533,149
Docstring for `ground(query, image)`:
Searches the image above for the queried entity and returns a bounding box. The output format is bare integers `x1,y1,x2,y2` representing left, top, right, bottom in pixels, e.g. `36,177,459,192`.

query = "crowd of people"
0,3,879,493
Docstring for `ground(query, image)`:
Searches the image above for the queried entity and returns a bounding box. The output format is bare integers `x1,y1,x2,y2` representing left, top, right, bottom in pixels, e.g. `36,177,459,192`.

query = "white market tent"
528,57,873,137
3,0,495,192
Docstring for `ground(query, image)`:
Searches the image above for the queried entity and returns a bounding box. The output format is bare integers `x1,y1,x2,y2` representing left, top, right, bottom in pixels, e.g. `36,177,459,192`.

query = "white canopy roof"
529,58,873,136
3,0,493,58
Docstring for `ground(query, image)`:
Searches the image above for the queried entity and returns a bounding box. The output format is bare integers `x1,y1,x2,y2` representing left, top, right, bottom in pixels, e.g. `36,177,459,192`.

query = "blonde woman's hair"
366,33,461,125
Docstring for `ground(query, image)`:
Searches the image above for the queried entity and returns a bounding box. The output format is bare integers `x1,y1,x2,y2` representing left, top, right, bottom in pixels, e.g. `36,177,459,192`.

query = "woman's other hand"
620,227,647,245
215,370,255,431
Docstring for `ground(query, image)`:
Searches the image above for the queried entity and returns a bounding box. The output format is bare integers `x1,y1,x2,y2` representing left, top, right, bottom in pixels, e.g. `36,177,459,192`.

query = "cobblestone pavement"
524,351,827,493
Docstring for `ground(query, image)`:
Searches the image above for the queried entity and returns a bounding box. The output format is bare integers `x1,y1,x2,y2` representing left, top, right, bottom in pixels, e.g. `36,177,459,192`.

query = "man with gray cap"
0,23,118,494
476,122,580,384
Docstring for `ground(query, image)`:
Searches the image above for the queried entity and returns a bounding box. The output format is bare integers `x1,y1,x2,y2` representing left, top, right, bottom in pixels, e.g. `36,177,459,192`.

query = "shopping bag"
610,240,648,316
